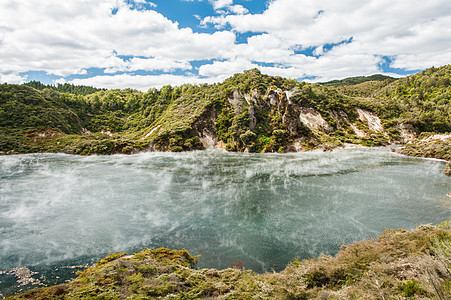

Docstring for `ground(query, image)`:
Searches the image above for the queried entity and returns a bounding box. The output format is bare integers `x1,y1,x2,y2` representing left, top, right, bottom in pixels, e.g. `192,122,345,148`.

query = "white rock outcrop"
356,108,384,132
298,107,332,132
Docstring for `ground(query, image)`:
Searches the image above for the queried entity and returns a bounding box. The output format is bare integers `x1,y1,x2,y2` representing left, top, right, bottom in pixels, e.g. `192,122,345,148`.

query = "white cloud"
0,0,235,79
0,73,27,84
206,0,248,15
391,51,451,71
225,34,299,64
128,58,192,72
102,56,192,73
1,0,450,89
209,0,233,10
259,66,306,80
228,5,249,15
199,58,257,78
135,0,156,6
131,0,157,8
304,54,384,82
69,74,220,91
203,0,451,75
53,78,68,85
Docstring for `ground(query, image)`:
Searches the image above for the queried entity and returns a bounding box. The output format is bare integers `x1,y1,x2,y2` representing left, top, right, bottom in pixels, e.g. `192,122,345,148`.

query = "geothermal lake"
0,148,450,294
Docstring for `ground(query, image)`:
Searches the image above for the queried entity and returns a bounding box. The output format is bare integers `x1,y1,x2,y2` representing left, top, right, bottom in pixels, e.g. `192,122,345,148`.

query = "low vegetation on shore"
6,221,451,299
398,133,451,175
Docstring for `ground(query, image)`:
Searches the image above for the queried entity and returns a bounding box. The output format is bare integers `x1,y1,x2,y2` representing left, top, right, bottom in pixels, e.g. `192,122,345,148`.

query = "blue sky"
1,0,450,90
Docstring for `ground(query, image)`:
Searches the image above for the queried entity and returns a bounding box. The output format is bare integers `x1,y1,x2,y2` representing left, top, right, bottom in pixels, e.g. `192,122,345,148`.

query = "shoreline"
4,220,450,299
1,148,450,298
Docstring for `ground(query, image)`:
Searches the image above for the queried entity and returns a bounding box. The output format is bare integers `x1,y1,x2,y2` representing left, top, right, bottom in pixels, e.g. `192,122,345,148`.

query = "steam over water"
0,148,450,292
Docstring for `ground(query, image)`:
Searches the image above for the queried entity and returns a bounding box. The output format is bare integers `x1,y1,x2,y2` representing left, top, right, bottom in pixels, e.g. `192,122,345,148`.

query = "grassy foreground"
6,221,451,299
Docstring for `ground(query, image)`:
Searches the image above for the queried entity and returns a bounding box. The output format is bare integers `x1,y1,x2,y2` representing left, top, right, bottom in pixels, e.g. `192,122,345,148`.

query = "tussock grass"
7,221,451,299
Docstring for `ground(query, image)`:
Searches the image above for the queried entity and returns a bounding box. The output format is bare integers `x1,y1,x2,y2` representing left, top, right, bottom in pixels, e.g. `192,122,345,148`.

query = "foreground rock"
6,221,451,299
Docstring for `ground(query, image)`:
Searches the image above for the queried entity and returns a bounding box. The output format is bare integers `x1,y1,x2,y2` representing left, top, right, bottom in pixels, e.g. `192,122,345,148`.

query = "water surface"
0,148,450,294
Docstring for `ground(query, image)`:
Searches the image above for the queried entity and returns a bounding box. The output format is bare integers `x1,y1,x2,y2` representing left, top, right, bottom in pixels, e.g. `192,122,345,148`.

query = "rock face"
197,128,217,149
398,123,416,142
356,108,384,133
133,80,395,153
229,90,246,115
248,102,257,130
298,107,332,132
420,134,451,143
143,125,161,139
2,66,449,155
180,84,393,153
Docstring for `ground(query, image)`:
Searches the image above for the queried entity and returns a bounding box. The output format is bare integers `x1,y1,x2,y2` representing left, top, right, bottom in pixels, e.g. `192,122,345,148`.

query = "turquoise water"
0,148,450,294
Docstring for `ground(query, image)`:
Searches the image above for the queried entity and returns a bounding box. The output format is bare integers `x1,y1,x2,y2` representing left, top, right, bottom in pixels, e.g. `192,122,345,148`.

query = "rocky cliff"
1,65,450,155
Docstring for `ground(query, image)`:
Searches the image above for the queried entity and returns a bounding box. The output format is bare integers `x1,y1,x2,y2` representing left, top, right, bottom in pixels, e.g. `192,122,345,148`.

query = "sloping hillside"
1,65,450,155
374,65,451,133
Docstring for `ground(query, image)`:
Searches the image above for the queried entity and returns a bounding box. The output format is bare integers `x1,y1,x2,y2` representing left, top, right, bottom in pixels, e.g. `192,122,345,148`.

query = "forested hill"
320,74,395,86
0,65,450,156
23,81,105,96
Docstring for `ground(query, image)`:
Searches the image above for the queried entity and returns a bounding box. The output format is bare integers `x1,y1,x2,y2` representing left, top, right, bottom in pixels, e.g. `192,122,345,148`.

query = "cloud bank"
0,0,450,90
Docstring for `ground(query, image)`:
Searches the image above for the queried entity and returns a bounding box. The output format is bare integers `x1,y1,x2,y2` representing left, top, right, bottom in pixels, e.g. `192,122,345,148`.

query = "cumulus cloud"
69,74,220,91
191,0,248,15
0,0,235,81
209,0,234,10
1,0,450,88
203,0,451,79
228,5,249,15
128,58,192,72
0,73,27,84
103,56,192,74
199,58,258,78
134,0,156,5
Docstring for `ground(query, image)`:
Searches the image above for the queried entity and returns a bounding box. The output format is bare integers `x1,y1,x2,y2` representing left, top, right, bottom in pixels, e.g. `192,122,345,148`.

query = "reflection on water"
0,148,450,293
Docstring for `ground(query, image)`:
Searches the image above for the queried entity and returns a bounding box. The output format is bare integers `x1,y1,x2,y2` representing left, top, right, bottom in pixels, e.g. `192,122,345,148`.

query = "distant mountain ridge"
320,74,396,86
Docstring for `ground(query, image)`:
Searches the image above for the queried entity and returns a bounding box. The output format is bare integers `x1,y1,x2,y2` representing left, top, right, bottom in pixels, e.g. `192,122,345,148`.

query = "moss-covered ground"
6,221,451,299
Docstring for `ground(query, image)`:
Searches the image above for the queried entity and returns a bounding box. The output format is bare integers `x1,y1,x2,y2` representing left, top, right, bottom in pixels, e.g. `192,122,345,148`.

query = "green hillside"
375,65,451,133
1,65,450,157
321,74,395,86
23,81,105,96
